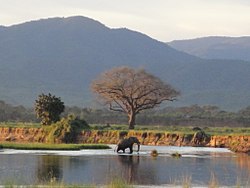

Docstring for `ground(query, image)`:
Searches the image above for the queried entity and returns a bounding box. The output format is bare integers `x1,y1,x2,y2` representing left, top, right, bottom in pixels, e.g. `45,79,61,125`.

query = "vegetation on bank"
0,142,110,150
0,122,40,128
91,124,250,136
1,99,250,128
1,122,250,136
2,175,249,188
2,179,132,188
47,115,90,143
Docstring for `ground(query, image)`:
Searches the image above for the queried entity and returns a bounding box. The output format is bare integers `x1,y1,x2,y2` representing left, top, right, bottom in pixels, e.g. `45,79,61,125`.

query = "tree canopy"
35,93,65,125
91,66,180,129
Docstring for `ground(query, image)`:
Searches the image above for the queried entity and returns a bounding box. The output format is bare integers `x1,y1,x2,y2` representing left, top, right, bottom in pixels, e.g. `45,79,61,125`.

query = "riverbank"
0,142,110,150
0,127,249,153
78,130,250,153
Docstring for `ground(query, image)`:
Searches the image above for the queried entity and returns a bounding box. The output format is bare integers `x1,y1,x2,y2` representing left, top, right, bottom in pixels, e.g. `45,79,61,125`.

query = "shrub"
48,115,89,143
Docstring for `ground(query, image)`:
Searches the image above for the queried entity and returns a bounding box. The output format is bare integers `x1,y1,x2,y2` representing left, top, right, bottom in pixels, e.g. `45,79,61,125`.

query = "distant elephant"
192,130,208,145
116,137,140,154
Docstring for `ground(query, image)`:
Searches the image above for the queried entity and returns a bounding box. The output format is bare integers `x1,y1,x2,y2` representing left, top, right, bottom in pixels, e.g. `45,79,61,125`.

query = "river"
0,145,249,187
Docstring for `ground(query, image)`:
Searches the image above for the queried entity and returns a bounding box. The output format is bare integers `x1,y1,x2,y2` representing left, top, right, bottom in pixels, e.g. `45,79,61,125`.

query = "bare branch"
91,66,180,129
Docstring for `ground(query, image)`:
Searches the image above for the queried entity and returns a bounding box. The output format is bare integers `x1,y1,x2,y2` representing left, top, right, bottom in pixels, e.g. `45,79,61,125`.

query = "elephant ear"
129,137,134,142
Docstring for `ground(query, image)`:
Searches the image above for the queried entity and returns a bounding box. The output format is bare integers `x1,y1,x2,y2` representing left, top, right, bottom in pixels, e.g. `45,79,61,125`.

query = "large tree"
35,93,65,125
91,67,180,129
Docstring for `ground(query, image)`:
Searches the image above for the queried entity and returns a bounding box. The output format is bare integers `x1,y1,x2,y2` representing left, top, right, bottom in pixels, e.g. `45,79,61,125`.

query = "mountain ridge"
168,36,250,61
1,16,250,111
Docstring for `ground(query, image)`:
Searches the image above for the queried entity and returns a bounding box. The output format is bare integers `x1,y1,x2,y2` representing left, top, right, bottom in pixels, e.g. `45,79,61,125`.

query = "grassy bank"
0,122,40,128
0,142,110,150
92,124,250,135
1,122,250,135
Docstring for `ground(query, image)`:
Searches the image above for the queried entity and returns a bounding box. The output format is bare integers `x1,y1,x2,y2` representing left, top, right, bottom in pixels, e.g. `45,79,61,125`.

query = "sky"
1,0,250,42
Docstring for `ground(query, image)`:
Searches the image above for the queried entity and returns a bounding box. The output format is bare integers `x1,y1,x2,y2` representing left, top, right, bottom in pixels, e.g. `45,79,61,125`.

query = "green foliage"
0,122,40,128
0,143,110,150
2,99,250,128
35,93,65,125
48,115,90,143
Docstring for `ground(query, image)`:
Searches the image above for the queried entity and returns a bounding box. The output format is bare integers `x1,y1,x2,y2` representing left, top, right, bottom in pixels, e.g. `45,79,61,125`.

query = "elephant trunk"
136,143,140,152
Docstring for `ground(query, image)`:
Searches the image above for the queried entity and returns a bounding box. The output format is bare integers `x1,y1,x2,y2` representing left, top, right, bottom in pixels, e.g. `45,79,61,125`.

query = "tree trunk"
128,112,136,129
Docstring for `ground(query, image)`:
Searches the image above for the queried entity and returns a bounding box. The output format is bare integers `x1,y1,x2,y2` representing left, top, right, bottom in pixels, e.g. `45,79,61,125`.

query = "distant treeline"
0,101,36,122
1,100,250,127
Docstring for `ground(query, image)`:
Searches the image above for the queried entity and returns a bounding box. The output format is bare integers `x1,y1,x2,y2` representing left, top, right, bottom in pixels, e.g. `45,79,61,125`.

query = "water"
0,145,249,187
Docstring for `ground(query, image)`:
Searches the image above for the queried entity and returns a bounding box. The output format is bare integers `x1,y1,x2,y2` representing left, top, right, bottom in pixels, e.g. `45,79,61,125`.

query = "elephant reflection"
117,155,140,183
36,155,62,183
116,155,158,184
116,137,140,153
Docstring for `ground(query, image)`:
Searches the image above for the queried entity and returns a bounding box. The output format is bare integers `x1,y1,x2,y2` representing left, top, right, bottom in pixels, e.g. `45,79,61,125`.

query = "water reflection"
235,153,250,176
116,156,139,183
0,149,249,186
36,155,62,183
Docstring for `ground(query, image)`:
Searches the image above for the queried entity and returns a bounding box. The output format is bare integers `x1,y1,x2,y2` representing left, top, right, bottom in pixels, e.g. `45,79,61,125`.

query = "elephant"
115,137,140,154
192,130,208,145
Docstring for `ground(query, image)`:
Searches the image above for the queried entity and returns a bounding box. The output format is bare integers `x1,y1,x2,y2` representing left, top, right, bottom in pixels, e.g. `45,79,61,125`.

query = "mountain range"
1,16,250,111
168,36,250,61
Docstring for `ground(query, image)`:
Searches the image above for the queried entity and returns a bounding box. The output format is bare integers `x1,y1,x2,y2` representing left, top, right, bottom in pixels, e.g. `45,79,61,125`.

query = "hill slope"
1,16,250,110
168,36,250,61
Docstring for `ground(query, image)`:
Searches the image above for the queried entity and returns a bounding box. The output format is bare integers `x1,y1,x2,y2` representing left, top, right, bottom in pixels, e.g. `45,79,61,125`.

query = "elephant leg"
117,147,121,153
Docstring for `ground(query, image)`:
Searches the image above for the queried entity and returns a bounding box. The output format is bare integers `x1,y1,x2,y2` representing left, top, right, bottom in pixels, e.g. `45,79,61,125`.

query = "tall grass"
107,179,133,188
1,176,250,188
2,179,131,188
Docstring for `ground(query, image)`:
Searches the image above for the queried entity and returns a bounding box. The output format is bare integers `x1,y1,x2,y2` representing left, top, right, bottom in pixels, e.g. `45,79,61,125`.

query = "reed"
208,173,219,188
107,179,133,188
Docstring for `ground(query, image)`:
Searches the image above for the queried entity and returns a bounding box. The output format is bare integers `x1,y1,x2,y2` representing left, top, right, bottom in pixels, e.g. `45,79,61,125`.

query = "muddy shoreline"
0,127,249,153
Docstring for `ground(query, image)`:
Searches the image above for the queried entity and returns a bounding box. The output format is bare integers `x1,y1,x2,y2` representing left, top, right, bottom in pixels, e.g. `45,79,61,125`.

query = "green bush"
35,93,65,125
48,115,89,143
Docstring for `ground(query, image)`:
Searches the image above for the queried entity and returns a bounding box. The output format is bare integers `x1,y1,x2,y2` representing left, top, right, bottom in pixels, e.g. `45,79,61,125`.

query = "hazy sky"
1,0,250,41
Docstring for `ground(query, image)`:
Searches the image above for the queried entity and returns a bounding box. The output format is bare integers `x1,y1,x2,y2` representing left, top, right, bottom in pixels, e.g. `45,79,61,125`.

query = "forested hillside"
1,16,250,110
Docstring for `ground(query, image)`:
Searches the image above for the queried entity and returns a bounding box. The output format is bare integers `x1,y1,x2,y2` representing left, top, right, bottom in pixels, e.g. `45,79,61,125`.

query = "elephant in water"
115,137,140,154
